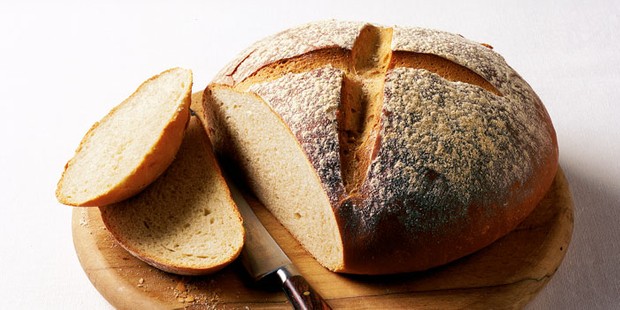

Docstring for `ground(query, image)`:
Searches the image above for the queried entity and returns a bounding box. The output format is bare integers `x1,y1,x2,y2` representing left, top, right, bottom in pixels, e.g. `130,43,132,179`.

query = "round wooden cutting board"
72,168,573,309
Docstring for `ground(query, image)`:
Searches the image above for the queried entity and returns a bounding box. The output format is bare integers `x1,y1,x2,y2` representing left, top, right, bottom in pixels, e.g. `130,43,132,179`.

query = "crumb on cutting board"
170,278,220,307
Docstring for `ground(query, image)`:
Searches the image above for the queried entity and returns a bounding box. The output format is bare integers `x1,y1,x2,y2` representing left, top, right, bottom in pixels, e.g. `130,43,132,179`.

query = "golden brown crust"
235,48,350,91
389,51,501,95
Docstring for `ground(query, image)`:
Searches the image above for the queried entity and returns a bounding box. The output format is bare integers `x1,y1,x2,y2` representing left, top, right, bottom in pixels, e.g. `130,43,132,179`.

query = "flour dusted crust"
341,67,557,271
213,20,363,85
248,67,347,204
205,21,558,274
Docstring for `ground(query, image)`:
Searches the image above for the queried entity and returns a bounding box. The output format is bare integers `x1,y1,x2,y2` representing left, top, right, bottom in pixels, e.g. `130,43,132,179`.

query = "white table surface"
1,1,618,309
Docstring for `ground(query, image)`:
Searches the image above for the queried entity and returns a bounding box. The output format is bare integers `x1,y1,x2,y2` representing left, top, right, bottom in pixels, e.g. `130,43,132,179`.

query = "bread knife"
225,175,332,310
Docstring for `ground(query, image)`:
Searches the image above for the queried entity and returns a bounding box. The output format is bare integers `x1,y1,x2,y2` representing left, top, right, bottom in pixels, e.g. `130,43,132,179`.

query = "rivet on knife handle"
277,268,332,310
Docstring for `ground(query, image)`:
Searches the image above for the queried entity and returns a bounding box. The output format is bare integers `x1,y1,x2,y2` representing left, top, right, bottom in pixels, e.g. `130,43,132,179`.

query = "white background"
1,0,618,309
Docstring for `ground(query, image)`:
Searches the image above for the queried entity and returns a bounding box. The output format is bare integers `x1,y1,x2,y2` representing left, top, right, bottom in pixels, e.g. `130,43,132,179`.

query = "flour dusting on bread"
364,67,541,228
214,20,364,85
249,67,346,204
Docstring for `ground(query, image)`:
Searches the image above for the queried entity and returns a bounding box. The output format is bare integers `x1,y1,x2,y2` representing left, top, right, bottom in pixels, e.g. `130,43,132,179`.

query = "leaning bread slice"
203,84,345,272
56,67,192,206
100,114,244,275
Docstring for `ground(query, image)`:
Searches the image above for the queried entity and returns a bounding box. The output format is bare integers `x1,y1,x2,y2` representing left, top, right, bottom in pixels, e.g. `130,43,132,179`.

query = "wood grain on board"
72,167,573,309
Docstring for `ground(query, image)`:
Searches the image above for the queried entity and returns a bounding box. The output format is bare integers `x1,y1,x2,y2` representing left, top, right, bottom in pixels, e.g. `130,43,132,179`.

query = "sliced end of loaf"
56,67,193,206
100,115,244,275
203,85,345,271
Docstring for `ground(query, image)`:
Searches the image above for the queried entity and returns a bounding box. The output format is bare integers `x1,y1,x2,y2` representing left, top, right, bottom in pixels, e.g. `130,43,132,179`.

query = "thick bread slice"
205,21,559,274
56,68,192,206
100,115,244,275
203,85,345,271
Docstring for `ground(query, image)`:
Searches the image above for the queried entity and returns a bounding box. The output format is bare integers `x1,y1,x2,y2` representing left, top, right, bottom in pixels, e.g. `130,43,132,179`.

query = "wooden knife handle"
282,275,332,310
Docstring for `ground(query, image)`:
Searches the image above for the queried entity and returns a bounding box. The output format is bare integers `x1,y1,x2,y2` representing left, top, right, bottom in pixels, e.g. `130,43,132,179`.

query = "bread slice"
56,68,192,206
203,84,345,271
100,114,245,275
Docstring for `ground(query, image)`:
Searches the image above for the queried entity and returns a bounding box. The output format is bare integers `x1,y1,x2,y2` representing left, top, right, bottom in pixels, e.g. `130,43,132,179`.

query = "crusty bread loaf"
56,67,192,206
203,21,559,274
100,114,244,275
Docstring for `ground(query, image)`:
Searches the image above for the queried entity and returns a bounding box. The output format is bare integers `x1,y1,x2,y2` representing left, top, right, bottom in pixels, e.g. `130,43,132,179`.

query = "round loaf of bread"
203,20,558,274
